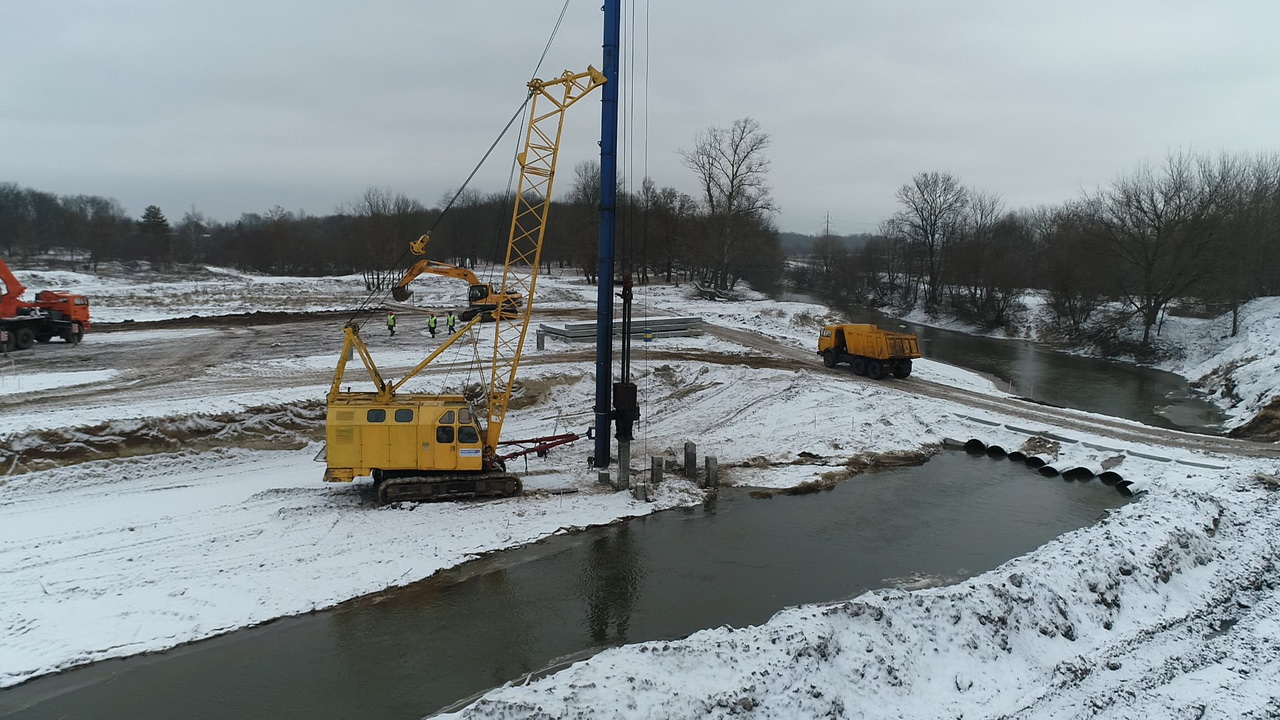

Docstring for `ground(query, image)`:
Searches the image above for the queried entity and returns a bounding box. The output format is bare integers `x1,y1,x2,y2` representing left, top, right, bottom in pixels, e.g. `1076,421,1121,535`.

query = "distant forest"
4,138,1278,356
791,151,1280,354
0,117,786,295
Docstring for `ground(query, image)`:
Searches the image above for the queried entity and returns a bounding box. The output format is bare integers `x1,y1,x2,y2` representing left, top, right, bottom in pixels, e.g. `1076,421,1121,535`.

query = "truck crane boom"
1,258,91,352
322,65,605,503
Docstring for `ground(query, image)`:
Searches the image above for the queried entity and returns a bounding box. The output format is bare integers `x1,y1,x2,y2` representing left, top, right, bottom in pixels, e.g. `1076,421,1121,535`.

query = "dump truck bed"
820,324,921,360
817,323,921,379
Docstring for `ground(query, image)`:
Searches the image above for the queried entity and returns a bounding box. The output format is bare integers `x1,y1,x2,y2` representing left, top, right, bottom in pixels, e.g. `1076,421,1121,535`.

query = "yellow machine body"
818,323,921,379
323,394,484,483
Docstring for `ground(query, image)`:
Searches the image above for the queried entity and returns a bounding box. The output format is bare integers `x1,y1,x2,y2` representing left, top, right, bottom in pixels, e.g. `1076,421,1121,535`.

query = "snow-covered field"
1,265,1279,718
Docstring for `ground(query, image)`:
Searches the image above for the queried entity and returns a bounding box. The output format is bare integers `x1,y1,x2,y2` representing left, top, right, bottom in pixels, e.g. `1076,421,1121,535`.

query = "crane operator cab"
324,394,518,502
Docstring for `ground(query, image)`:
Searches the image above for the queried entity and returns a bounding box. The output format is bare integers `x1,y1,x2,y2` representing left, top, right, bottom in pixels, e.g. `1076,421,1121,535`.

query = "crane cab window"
459,408,473,424
459,425,480,444
437,426,455,443
439,410,456,424
367,409,387,423
394,409,413,423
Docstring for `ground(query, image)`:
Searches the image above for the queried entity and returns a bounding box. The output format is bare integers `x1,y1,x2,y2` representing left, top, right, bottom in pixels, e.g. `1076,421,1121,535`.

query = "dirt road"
2,311,1275,477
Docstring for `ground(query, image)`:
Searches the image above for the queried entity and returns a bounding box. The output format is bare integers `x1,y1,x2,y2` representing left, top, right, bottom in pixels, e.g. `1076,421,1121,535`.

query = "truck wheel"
866,360,884,380
822,350,837,368
64,322,83,345
15,327,35,350
893,360,912,378
850,357,867,376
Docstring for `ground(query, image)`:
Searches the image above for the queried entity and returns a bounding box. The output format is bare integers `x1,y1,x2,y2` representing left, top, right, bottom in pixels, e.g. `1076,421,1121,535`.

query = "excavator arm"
390,259,485,302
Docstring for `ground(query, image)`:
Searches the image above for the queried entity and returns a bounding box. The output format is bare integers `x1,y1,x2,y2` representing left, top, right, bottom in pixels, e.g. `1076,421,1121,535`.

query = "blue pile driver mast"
593,0,621,468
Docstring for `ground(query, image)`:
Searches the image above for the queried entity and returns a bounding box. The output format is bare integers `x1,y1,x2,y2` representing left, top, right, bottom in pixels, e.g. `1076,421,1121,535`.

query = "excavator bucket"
391,286,413,302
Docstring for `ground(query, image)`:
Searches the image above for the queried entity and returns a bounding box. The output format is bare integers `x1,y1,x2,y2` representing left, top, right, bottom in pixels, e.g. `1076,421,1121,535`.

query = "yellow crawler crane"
323,66,605,503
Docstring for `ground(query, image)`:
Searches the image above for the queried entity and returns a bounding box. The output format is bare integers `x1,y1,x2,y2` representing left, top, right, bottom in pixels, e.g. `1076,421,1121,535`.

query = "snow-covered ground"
1,266,1279,718
1154,297,1280,429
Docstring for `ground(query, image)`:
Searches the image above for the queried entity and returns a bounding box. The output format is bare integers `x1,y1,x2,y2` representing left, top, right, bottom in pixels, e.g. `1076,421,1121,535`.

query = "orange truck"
817,323,920,379
0,258,91,352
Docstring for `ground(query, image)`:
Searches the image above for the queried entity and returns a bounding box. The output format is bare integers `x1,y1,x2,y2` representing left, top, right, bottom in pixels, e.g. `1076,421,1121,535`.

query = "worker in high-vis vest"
386,311,396,336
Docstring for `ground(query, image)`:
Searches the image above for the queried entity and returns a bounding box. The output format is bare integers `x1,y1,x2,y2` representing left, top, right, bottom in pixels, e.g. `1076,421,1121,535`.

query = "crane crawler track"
375,472,523,504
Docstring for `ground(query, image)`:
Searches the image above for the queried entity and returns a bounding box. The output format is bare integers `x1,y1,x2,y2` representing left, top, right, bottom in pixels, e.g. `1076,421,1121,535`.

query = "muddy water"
0,453,1127,720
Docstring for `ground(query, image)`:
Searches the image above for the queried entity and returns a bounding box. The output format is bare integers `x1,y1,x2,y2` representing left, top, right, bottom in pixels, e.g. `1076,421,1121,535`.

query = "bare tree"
634,179,696,283
1040,204,1110,337
947,190,1005,319
1088,152,1230,348
680,117,778,289
1212,153,1280,334
888,171,969,307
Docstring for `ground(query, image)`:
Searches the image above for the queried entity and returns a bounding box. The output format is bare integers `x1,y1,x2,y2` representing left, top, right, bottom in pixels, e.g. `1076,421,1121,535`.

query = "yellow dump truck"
817,323,921,379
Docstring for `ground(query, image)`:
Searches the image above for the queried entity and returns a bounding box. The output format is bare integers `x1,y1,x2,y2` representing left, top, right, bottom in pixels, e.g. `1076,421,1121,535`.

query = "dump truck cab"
818,323,921,380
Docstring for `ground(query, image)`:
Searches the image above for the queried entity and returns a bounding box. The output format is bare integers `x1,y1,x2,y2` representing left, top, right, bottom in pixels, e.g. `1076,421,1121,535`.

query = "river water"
800,297,1226,434
0,453,1127,720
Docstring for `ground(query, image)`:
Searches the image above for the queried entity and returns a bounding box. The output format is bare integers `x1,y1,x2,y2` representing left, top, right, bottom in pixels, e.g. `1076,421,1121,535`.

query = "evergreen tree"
138,205,172,267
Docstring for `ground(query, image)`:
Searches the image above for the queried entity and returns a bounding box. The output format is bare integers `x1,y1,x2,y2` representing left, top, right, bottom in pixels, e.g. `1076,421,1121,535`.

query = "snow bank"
0,369,118,397
444,474,1280,719
1158,297,1280,430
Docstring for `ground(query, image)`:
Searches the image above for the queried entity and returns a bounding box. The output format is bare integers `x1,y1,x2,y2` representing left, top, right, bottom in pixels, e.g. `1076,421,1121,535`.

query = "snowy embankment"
445,478,1280,719
1,267,1278,718
1155,297,1280,436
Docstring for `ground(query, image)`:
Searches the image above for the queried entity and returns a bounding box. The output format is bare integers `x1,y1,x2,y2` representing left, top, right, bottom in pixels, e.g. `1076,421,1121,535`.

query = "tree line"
10,125,1274,358
796,151,1280,353
0,117,784,293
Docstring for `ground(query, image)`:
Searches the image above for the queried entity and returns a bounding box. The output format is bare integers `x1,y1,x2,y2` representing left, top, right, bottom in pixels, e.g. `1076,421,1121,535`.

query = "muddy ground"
2,310,1276,477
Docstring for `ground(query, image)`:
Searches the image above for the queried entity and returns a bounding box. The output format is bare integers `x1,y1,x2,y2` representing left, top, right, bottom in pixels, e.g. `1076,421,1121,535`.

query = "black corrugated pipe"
1063,466,1095,481
1099,471,1123,486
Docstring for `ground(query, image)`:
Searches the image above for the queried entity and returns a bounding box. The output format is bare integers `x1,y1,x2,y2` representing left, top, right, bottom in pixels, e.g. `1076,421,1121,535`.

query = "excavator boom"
389,235,521,320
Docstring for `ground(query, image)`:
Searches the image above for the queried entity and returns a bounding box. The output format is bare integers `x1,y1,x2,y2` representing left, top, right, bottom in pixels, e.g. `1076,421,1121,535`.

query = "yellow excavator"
323,66,605,503
389,234,521,321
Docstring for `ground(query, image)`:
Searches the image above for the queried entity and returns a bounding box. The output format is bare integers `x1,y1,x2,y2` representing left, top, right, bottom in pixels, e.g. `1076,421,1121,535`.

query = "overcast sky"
3,1,1279,235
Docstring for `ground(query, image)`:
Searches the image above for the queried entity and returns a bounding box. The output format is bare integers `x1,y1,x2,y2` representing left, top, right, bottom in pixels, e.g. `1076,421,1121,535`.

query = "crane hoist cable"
346,98,533,326
348,0,574,327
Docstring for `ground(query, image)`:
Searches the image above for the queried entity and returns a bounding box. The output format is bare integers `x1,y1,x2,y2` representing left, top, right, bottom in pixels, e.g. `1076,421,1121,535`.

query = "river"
787,294,1226,435
0,453,1127,720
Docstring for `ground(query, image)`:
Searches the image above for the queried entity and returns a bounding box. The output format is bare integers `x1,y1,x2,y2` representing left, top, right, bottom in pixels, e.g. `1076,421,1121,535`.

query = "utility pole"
593,0,621,468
